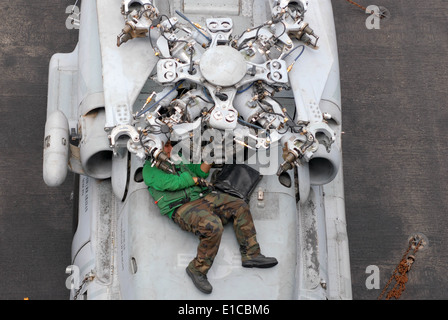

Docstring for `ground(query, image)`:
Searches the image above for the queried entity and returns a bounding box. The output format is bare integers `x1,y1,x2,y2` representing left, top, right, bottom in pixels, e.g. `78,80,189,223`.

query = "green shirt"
142,161,210,218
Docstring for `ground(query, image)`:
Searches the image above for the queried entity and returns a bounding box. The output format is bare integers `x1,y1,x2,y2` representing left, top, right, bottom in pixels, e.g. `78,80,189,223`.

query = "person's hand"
200,161,213,174
195,177,211,188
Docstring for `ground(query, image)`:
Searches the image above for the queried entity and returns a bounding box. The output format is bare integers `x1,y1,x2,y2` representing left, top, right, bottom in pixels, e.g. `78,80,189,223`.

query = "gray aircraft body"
44,0,352,299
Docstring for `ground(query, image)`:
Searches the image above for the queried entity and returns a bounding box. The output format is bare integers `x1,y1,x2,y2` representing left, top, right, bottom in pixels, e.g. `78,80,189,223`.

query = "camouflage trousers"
173,191,261,275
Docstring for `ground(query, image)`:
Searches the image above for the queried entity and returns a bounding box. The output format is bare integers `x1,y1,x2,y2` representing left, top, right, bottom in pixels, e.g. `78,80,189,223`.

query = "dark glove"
196,178,214,190
196,178,208,187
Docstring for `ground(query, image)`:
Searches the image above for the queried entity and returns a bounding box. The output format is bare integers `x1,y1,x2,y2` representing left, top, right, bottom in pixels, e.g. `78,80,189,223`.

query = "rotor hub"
199,45,247,87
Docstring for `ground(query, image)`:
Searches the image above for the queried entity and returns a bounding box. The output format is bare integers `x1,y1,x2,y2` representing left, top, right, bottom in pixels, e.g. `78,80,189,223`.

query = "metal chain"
344,0,367,12
344,0,389,19
73,271,95,300
378,238,423,300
